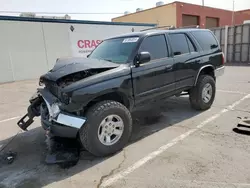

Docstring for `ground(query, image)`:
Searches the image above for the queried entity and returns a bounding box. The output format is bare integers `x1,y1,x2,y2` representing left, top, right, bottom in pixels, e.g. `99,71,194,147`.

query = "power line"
0,11,124,15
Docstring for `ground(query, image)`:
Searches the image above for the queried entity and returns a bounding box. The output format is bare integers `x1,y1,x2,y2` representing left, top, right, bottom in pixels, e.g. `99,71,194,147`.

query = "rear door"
168,33,200,90
131,34,175,107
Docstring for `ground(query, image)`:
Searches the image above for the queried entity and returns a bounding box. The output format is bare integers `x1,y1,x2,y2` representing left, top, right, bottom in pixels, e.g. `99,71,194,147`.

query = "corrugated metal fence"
210,24,250,63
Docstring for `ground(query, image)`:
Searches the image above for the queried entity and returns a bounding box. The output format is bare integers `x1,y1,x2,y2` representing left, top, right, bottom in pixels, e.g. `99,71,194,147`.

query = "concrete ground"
0,66,250,188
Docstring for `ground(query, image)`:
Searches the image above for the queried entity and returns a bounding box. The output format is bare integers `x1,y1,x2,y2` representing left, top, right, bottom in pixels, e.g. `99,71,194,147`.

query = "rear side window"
139,35,168,60
169,33,195,56
191,30,219,51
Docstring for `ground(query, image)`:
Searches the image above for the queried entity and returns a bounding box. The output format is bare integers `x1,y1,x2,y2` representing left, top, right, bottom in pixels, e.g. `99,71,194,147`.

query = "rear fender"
194,65,215,86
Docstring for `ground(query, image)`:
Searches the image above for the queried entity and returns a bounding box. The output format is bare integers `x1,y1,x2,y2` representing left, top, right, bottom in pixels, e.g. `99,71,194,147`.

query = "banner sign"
68,24,152,57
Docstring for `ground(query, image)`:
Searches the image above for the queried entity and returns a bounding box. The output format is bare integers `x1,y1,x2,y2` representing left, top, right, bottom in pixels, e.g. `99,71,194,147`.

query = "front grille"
45,81,59,97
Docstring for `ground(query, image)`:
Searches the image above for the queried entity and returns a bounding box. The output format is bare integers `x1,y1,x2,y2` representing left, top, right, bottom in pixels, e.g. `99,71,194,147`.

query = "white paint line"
101,93,250,187
169,179,250,186
0,116,20,124
124,177,250,186
217,89,247,95
228,93,250,110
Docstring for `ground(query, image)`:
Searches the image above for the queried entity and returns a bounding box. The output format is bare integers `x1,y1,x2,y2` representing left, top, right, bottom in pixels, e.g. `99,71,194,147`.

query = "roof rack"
178,25,200,29
140,25,174,31
140,25,200,31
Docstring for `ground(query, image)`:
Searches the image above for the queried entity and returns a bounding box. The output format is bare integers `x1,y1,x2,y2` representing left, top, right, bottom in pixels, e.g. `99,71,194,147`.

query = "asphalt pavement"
0,66,250,188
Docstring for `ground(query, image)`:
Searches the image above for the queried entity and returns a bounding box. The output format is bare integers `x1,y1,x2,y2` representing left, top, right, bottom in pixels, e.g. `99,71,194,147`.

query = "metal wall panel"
235,44,241,61
0,21,14,83
221,29,225,45
42,23,71,69
235,26,242,44
227,45,233,62
0,19,153,83
214,29,221,43
211,24,250,63
242,44,249,62
242,25,249,43
228,27,234,45
5,21,48,81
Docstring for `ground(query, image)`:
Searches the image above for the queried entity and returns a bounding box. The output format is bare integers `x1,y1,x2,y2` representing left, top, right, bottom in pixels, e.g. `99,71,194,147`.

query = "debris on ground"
233,117,250,136
0,151,17,165
45,133,81,168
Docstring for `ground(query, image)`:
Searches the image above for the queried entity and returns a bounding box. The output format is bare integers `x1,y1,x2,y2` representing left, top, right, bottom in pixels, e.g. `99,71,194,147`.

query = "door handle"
194,59,201,63
165,65,173,71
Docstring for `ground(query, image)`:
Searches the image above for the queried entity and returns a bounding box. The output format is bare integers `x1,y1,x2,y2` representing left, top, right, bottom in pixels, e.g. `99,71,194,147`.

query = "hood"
42,57,119,82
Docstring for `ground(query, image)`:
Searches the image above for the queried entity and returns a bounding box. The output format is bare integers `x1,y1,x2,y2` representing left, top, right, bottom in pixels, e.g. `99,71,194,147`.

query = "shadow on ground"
0,96,202,188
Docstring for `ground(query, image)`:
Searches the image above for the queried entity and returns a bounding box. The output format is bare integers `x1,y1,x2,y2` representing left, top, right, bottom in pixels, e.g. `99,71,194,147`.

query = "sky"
1,0,250,21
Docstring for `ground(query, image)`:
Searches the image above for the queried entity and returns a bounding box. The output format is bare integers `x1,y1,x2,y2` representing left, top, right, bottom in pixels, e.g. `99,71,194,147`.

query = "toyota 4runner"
17,28,225,157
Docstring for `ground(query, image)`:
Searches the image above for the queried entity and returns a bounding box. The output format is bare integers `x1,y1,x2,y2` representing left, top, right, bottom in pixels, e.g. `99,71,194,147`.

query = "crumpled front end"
17,88,86,138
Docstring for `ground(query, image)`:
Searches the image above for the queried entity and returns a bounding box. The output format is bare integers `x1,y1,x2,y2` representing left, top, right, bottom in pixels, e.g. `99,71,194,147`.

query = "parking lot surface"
0,66,250,188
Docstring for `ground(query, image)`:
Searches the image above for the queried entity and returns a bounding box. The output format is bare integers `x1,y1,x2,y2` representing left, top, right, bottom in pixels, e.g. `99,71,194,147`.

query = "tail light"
222,53,225,65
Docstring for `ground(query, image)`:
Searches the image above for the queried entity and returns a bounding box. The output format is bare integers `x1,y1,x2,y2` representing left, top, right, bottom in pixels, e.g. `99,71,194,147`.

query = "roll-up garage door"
182,15,199,27
206,17,219,28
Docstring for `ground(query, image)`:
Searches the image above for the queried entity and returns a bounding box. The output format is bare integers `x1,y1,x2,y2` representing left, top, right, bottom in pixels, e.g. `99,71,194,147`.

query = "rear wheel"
189,75,216,110
79,100,132,157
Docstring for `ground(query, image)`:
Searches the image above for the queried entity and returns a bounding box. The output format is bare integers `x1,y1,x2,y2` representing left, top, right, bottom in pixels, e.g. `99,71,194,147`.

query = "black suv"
18,28,225,157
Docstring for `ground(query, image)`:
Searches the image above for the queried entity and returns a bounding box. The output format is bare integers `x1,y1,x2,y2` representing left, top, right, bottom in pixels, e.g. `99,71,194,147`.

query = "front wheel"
189,75,216,110
79,100,132,157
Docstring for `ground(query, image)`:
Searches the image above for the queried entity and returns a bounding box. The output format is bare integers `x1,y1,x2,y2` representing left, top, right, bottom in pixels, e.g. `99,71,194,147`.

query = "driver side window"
139,35,169,62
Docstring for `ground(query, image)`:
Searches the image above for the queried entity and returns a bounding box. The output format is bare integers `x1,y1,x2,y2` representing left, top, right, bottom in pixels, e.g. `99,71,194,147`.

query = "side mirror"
174,51,181,56
135,52,151,67
211,44,218,49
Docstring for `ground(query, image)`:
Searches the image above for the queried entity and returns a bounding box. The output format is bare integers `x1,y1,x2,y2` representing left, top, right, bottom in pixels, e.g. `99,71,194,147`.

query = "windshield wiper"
103,59,114,62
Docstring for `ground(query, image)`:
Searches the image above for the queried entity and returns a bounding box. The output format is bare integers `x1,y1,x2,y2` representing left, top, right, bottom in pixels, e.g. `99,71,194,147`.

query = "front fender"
60,75,133,112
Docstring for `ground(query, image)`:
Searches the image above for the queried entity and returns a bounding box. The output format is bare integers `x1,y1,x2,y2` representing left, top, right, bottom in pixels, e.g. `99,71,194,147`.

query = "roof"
113,1,250,20
112,1,177,20
236,9,250,14
0,15,156,27
107,28,208,39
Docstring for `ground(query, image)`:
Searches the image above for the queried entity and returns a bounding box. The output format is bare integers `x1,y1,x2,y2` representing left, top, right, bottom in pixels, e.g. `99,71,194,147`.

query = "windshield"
89,37,139,64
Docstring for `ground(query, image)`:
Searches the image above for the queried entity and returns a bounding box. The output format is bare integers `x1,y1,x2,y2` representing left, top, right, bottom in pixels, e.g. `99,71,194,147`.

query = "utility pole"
202,0,204,6
232,0,235,26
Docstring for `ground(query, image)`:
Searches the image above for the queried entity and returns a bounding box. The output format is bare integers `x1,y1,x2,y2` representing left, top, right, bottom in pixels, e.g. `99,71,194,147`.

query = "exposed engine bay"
57,68,111,88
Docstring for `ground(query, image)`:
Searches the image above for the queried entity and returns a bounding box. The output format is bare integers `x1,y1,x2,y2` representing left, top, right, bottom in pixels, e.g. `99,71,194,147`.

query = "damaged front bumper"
17,88,86,138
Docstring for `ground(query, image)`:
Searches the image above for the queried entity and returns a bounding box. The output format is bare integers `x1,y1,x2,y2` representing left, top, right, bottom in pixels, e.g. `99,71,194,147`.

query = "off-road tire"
189,75,216,110
79,100,132,157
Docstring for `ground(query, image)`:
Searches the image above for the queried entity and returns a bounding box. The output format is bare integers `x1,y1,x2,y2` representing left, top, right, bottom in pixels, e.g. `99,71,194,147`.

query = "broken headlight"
51,103,60,118
60,92,70,104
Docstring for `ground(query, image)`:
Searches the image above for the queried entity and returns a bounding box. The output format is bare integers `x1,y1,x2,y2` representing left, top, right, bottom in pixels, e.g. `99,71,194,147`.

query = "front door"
131,34,175,107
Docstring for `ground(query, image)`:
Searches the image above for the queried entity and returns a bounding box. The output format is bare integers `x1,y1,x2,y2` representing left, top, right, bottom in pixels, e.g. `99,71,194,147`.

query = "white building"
0,16,155,83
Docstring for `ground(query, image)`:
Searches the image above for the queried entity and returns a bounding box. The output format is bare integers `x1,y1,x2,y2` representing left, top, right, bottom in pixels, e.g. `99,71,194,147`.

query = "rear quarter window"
191,30,219,51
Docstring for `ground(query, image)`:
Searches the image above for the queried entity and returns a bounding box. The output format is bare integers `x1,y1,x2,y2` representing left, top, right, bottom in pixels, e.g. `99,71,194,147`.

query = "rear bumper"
215,66,225,77
18,88,86,138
